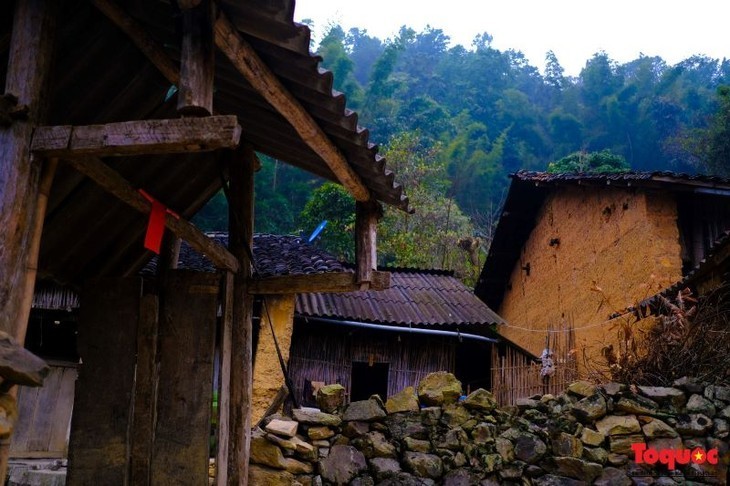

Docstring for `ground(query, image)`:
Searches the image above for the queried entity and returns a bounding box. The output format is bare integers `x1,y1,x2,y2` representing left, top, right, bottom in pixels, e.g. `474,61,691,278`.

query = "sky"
293,0,729,77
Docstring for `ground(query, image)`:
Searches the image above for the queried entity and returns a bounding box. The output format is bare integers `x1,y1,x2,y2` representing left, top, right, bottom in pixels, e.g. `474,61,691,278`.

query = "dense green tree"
299,182,357,260
547,150,629,173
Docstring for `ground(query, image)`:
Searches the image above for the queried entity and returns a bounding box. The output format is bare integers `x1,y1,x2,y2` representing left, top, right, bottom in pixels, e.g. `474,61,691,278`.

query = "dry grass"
585,285,730,386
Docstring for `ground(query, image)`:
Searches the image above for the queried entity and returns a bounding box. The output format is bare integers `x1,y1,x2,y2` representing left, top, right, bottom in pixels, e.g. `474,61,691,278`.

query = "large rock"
441,403,471,427
533,474,588,486
250,430,287,469
317,384,346,413
442,468,482,485
417,372,462,406
637,386,686,409
686,393,716,417
552,432,583,458
580,428,605,447
552,457,602,482
674,413,713,436
265,419,298,438
608,434,644,454
641,418,678,439
283,457,313,474
369,457,401,481
403,451,443,479
343,398,387,422
513,432,547,464
351,431,396,458
462,388,497,412
595,415,641,436
571,393,607,422
594,466,631,486
385,386,419,414
319,445,367,484
567,381,597,397
614,395,658,415
292,408,342,427
248,464,294,485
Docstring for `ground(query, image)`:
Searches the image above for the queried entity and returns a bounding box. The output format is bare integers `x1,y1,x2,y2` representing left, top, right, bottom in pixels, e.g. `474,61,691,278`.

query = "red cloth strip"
144,200,167,254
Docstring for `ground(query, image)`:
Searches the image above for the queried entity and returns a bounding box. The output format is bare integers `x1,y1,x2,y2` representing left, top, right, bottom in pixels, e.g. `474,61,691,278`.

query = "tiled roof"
513,170,730,187
297,269,505,327
144,233,348,278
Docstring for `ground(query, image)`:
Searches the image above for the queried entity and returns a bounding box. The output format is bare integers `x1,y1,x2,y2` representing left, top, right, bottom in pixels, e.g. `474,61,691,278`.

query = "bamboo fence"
491,320,577,405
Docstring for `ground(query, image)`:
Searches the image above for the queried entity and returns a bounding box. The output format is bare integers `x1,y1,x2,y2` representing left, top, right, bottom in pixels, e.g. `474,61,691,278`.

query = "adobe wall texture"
246,372,730,485
497,186,683,365
252,294,296,425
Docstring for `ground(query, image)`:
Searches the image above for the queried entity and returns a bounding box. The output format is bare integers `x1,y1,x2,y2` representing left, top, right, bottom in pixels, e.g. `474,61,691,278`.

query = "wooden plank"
26,367,62,452
129,293,159,486
226,147,255,485
151,271,218,486
61,155,239,272
31,116,242,157
213,13,371,202
91,0,179,85
215,272,234,486
66,278,141,486
178,0,214,115
248,270,391,294
46,367,76,455
0,0,56,343
355,201,380,285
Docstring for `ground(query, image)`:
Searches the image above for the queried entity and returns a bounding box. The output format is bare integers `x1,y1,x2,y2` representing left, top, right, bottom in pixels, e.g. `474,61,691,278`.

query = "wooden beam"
215,272,234,486
226,146,255,485
91,0,179,85
177,0,214,115
0,0,56,342
355,200,380,285
213,12,371,202
248,271,391,295
62,156,239,272
31,116,241,157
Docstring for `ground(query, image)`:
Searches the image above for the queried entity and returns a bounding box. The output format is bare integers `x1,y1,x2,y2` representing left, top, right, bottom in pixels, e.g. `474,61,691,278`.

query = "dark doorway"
455,341,491,395
350,361,389,401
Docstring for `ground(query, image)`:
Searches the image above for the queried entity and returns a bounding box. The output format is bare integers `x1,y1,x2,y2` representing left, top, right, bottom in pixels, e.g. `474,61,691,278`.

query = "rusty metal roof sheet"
0,0,409,286
297,269,505,327
475,170,730,311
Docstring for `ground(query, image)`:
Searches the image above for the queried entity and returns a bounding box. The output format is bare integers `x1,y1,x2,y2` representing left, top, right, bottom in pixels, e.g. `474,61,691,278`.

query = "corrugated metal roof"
0,0,410,286
475,170,730,311
297,269,505,327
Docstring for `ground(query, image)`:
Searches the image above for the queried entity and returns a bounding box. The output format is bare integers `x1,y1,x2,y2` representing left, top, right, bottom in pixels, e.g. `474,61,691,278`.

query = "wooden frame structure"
0,1,408,484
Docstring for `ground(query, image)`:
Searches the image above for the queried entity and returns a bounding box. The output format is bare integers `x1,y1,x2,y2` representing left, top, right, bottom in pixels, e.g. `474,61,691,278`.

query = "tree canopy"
195,22,730,281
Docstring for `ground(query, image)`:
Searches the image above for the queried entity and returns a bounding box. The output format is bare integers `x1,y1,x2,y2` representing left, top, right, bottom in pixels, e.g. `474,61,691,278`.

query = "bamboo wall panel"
287,323,457,405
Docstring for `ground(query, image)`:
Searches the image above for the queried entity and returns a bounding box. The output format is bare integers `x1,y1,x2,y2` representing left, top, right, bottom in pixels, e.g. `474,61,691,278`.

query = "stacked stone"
249,373,730,485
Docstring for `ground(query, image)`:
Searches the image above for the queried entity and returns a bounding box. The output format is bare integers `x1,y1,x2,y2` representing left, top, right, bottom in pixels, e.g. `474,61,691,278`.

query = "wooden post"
355,200,380,285
215,272,234,486
177,0,214,115
0,0,56,341
16,158,57,345
226,147,255,485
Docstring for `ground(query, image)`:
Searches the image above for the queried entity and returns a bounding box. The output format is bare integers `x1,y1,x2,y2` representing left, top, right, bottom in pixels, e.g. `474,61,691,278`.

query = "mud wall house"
475,171,730,370
0,1,411,484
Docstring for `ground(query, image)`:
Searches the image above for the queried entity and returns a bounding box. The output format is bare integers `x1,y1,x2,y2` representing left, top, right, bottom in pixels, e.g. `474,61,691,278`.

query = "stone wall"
249,372,729,485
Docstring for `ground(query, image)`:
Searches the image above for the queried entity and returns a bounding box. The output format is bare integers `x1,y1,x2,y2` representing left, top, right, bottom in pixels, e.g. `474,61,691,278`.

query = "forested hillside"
195,24,730,280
